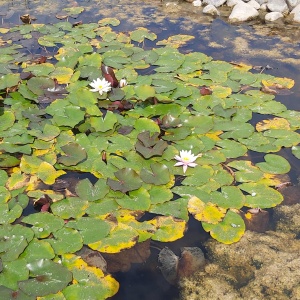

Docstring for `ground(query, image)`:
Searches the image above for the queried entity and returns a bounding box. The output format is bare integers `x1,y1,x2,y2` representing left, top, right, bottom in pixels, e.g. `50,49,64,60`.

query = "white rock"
227,0,243,7
193,0,202,6
229,2,259,21
203,0,227,7
265,11,284,20
291,3,300,20
255,0,267,4
286,0,300,8
203,4,221,14
267,0,289,13
248,0,261,9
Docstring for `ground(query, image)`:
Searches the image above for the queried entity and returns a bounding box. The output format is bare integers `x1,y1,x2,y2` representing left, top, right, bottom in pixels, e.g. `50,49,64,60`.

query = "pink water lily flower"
174,150,201,173
89,78,111,95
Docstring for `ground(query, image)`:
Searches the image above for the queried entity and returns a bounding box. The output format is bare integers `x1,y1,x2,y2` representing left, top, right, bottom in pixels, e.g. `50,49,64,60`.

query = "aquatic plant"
0,13,299,298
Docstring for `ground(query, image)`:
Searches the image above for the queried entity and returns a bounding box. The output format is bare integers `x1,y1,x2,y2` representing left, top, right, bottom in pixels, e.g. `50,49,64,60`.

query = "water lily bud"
119,78,127,88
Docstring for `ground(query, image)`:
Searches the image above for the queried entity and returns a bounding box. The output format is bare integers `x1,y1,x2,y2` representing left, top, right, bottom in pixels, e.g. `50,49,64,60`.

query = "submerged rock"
179,231,300,299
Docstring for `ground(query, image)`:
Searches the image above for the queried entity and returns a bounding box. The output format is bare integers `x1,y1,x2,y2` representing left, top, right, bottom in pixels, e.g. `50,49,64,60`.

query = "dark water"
1,1,299,299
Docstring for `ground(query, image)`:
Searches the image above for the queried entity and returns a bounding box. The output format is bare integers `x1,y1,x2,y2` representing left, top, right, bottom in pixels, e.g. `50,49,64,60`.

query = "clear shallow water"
1,1,299,299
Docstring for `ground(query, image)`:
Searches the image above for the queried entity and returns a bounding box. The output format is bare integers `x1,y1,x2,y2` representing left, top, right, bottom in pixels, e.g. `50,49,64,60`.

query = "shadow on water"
1,1,300,299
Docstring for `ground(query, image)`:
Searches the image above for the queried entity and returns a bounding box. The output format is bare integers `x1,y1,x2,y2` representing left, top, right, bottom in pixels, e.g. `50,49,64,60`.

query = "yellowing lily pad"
37,162,66,185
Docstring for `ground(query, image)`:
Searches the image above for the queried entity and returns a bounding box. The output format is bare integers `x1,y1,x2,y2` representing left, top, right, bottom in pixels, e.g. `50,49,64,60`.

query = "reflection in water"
0,1,299,299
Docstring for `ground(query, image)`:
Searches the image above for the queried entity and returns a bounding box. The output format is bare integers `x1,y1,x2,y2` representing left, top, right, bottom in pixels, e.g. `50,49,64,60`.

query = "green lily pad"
134,84,156,101
58,143,87,166
107,168,142,193
256,154,290,174
75,178,109,201
18,259,72,297
0,286,34,300
0,73,20,90
202,210,245,244
239,183,284,208
140,163,171,185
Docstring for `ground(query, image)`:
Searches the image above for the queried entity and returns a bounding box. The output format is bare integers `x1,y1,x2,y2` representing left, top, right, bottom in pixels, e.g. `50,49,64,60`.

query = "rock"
267,0,289,13
229,2,259,21
248,0,261,9
255,0,267,4
265,11,284,20
193,0,202,6
273,203,300,236
203,0,227,7
180,231,300,300
203,4,220,14
291,4,300,21
286,0,300,9
227,0,243,6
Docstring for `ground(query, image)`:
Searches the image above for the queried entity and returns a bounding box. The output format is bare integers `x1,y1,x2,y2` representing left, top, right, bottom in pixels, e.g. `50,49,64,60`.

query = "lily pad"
58,143,87,166
256,154,290,174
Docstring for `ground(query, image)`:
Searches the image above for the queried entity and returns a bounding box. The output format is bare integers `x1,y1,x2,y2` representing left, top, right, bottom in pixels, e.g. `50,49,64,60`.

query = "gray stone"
291,3,300,20
229,2,259,21
203,4,220,14
267,0,289,13
265,11,284,20
203,0,227,7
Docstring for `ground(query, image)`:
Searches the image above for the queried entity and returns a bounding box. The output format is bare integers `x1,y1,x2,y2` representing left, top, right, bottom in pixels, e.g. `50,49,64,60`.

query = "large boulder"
228,2,259,21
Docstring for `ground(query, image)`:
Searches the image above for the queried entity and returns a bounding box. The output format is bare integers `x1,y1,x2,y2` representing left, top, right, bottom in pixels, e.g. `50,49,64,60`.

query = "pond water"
0,0,299,299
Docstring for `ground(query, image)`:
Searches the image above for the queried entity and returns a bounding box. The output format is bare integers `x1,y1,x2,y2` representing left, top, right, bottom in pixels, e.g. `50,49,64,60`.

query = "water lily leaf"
46,227,83,255
75,178,109,201
0,286,34,300
37,162,66,185
0,203,22,224
0,154,20,168
37,292,65,300
98,18,120,26
0,111,15,131
116,187,151,211
239,183,284,208
188,196,226,224
89,223,138,253
256,117,290,132
182,115,214,134
50,67,73,84
107,168,142,193
45,100,85,127
51,197,89,219
61,254,119,299
152,79,177,93
156,34,194,48
18,259,72,297
22,212,64,238
261,77,294,89
211,186,245,209
30,123,60,141
0,258,29,290
86,198,119,217
134,84,156,101
58,143,87,166
263,129,300,148
0,73,20,89
256,154,290,174
27,77,55,96
250,100,287,115
0,224,34,261
216,139,247,158
24,63,55,76
202,210,245,244
20,238,55,262
150,198,189,221
227,160,264,182
70,217,111,244
151,216,186,242
90,111,118,133
130,27,157,43
140,163,171,185
63,6,84,15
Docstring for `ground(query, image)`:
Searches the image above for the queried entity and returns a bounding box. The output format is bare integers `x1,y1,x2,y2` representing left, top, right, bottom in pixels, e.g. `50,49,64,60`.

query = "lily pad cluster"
0,15,299,298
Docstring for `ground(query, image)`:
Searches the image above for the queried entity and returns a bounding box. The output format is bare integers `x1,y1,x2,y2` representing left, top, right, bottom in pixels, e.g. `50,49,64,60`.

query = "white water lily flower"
119,78,127,88
89,78,111,95
174,150,201,173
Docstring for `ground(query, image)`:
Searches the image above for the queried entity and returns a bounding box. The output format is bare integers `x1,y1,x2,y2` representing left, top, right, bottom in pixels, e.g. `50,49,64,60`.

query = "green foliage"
0,15,298,299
